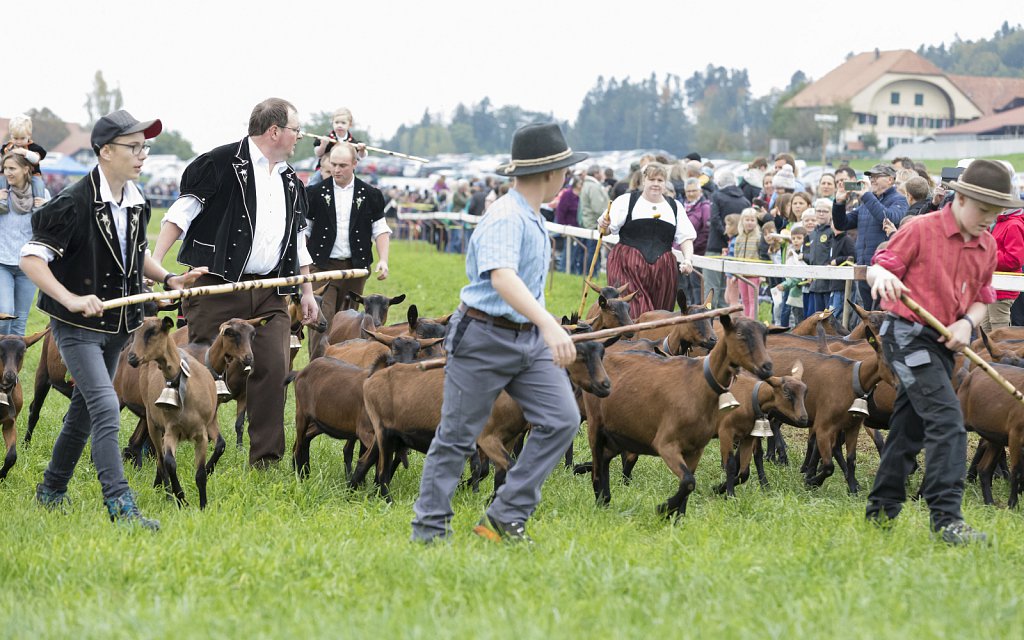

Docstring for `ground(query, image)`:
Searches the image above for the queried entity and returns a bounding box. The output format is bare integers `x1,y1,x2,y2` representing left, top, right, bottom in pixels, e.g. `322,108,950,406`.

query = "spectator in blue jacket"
832,163,908,310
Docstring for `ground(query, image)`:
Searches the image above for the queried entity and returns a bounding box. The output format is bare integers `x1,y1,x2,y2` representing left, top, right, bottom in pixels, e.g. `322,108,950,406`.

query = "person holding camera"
832,163,908,310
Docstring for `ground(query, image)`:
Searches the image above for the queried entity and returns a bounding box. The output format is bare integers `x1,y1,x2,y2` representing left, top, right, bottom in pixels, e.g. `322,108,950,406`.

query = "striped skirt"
607,244,678,317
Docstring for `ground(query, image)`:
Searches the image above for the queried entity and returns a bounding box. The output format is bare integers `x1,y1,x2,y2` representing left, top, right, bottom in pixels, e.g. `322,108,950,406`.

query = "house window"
888,115,896,126
914,93,924,106
891,92,900,105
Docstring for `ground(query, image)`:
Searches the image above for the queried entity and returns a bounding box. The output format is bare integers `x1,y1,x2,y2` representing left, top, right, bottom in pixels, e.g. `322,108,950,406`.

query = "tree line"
18,23,1023,162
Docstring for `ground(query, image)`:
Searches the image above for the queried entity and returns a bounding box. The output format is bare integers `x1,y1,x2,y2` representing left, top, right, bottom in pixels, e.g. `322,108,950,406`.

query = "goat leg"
752,438,770,489
0,426,16,481
620,452,639,485
342,438,356,478
163,449,187,508
768,419,789,466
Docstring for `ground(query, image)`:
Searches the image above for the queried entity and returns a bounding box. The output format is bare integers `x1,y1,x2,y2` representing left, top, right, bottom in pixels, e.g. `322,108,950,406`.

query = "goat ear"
418,337,444,348
598,295,609,309
23,328,50,348
313,283,329,297
621,290,638,302
703,289,714,309
980,328,1002,360
561,315,570,325
720,313,733,331
248,315,273,327
388,294,407,305
791,360,804,381
766,375,783,388
161,316,175,332
852,301,869,320
815,324,830,354
347,291,364,305
364,329,395,346
407,305,419,330
602,335,621,348
436,313,453,325
586,280,603,294
676,288,688,312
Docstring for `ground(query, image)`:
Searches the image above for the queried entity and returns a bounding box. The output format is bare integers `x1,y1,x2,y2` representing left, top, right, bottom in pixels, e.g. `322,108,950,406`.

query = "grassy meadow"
2,212,1024,638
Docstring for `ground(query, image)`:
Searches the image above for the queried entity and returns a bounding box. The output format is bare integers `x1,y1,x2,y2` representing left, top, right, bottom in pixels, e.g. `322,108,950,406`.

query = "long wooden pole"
101,269,369,311
576,201,612,319
901,293,1024,406
415,304,743,370
301,132,429,163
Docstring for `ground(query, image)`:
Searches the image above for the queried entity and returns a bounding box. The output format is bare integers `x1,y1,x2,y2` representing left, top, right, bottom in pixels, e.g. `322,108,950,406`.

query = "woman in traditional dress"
600,163,696,317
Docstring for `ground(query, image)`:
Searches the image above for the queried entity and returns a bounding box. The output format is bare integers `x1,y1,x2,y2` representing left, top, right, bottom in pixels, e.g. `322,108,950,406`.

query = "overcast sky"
11,0,1018,152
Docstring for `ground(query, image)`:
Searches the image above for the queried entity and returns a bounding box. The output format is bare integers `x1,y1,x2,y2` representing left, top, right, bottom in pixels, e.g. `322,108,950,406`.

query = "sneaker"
35,483,70,512
938,520,988,546
473,514,533,544
104,492,160,532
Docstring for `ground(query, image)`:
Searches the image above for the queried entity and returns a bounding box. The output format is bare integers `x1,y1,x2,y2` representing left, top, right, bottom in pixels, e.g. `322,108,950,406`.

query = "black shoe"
473,514,533,544
938,520,988,546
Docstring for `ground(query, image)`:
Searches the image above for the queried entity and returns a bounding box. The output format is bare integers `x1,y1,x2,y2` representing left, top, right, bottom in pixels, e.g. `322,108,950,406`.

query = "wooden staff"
901,294,1024,406
302,132,429,163
100,269,369,311
576,201,613,318
416,304,743,371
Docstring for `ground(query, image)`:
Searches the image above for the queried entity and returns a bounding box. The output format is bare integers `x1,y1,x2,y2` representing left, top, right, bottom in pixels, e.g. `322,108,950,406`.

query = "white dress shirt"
163,138,312,273
328,178,393,259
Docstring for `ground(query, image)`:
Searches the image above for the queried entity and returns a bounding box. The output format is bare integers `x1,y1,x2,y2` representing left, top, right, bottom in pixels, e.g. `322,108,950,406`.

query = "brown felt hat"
943,159,1024,209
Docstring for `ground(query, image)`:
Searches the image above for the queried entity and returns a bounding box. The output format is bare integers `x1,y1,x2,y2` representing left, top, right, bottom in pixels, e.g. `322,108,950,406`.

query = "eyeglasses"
108,141,152,156
278,124,302,135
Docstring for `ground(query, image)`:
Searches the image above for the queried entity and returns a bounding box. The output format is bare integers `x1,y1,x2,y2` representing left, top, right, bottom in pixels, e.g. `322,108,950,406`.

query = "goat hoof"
573,462,593,475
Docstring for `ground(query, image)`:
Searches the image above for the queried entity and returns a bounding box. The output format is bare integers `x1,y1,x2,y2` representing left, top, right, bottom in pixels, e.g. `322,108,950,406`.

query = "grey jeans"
411,310,580,541
42,319,131,500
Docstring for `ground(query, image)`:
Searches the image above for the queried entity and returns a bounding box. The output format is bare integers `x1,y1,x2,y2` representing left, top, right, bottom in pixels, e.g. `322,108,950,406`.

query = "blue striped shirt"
460,188,550,322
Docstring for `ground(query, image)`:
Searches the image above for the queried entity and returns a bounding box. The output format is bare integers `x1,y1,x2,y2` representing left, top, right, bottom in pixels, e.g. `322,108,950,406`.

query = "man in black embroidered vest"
305,142,391,329
152,98,319,468
21,110,204,529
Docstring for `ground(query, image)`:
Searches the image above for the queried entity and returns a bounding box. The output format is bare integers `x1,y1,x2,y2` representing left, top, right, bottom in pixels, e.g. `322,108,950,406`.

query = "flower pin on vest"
98,211,112,238
324,192,331,206
355,196,364,209
239,168,248,184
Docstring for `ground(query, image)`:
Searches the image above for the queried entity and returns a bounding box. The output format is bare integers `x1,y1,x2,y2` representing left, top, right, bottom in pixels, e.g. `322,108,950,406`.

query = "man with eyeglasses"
832,163,908,310
21,110,205,529
152,98,319,469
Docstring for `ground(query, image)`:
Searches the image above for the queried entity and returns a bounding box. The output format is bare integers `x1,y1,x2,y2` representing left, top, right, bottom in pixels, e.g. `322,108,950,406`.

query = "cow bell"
718,391,740,412
0,391,8,407
848,397,869,417
751,418,773,438
289,334,302,349
215,379,232,402
156,382,180,408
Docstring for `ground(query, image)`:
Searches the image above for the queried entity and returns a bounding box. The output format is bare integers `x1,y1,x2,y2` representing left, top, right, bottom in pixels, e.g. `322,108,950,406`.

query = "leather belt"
459,304,533,332
239,272,273,282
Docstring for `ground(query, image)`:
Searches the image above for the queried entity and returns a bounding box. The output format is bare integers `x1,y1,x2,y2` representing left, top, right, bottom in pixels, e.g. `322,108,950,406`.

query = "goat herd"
1,282,1023,519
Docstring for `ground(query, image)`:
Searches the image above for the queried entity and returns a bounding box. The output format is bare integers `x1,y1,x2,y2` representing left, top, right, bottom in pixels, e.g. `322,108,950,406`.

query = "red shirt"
872,204,996,326
992,208,1024,300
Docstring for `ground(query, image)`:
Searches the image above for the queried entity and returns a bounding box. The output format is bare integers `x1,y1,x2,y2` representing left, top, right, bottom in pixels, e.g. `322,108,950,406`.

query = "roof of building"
947,74,1024,116
786,49,947,108
936,104,1024,136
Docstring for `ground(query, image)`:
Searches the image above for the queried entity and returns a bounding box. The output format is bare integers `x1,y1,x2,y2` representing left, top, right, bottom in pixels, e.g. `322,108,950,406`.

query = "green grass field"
3,212,1024,638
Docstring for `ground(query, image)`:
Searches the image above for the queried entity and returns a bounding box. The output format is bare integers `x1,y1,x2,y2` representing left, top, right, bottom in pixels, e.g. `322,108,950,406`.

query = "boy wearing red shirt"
866,159,1024,546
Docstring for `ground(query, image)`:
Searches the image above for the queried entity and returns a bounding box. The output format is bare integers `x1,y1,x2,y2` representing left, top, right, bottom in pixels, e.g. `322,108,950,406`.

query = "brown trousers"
184,274,289,466
314,258,368,335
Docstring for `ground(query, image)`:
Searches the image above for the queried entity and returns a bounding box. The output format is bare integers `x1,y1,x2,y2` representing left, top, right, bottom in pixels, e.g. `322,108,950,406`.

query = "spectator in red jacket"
984,206,1024,330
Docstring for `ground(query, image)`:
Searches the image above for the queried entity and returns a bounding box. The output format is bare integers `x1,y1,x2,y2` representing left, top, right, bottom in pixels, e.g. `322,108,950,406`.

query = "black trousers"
866,316,966,530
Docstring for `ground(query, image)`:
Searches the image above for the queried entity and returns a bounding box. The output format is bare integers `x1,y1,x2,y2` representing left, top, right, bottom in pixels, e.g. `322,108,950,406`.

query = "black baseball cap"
91,109,162,153
863,163,897,178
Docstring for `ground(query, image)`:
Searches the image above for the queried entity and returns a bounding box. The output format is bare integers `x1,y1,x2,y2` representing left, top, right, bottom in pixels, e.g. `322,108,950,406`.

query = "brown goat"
23,331,73,444
0,329,49,480
326,293,407,346
127,317,223,509
355,338,616,501
583,314,773,518
766,324,891,494
119,317,265,466
715,364,807,497
958,362,1024,507
635,290,718,355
